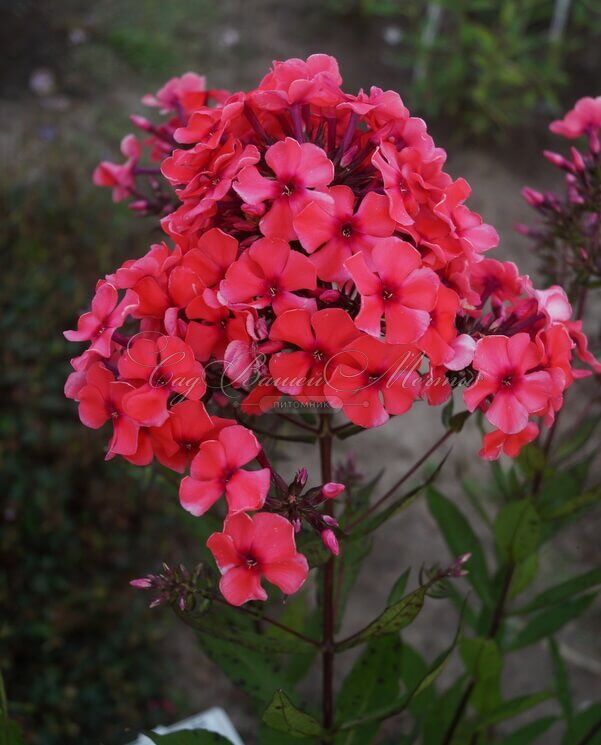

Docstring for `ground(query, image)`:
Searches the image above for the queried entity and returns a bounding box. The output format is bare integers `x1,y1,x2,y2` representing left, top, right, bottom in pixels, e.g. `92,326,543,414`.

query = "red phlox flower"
93,135,141,202
464,334,553,434
77,362,140,457
179,425,270,516
549,96,601,139
293,186,395,282
480,422,539,461
207,512,309,605
345,238,439,344
118,335,206,426
253,53,343,109
233,137,334,240
324,334,422,428
64,282,138,357
142,72,227,115
269,308,362,400
219,237,317,314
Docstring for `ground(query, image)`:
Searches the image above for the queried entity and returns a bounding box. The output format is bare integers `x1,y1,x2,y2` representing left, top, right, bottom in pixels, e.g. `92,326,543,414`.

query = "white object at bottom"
128,706,244,745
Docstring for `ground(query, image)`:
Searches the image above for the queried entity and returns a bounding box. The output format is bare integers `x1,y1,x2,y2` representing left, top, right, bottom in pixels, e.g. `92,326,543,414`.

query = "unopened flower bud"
446,552,471,577
543,150,573,172
322,514,339,528
292,518,302,533
297,467,308,487
522,187,545,207
570,146,586,172
129,200,149,212
130,114,153,131
589,129,600,155
130,577,153,589
320,289,341,303
321,529,340,556
322,482,345,499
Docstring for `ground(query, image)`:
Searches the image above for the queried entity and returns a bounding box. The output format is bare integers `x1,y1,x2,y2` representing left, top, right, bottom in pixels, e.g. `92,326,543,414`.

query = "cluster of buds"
130,562,212,611
265,467,345,555
517,96,601,295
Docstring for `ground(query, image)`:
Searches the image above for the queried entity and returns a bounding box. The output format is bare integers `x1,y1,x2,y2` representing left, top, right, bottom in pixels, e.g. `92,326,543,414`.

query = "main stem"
320,417,335,737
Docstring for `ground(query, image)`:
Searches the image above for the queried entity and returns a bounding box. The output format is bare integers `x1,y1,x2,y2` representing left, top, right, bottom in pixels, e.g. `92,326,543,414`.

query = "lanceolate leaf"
562,703,601,745
262,690,323,738
336,582,431,650
498,716,557,745
334,636,401,745
198,633,292,704
513,567,601,615
494,500,541,563
555,415,601,461
469,691,552,730
549,638,573,722
459,638,502,714
336,613,462,733
427,488,493,606
506,594,596,651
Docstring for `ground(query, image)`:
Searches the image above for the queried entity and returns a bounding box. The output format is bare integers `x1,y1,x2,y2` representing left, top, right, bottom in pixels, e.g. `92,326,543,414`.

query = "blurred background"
1,1,600,743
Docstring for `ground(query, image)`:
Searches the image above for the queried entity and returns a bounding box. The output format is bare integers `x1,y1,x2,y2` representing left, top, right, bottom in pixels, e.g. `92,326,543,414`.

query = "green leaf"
549,638,572,722
388,568,411,604
262,690,323,738
427,488,493,606
562,703,601,745
198,632,292,703
470,691,551,730
334,636,401,744
540,485,601,522
516,444,546,476
147,731,231,744
506,594,596,651
499,716,557,744
494,500,541,563
257,723,311,745
337,613,462,733
337,582,431,650
508,554,539,600
514,568,601,614
459,638,502,713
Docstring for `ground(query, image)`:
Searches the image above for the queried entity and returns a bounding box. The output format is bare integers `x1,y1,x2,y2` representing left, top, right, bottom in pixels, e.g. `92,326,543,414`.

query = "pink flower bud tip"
322,482,345,499
322,514,339,528
321,529,340,556
130,577,152,588
297,467,308,486
522,187,545,207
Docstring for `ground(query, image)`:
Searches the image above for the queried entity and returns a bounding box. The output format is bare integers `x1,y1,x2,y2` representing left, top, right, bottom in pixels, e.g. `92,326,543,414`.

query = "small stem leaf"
469,691,552,731
459,638,502,714
262,690,323,738
427,487,493,606
506,594,596,651
334,636,401,745
513,568,601,615
494,500,541,563
549,638,573,722
562,703,601,745
508,554,539,600
336,583,431,650
487,715,557,745
147,731,232,744
387,568,411,605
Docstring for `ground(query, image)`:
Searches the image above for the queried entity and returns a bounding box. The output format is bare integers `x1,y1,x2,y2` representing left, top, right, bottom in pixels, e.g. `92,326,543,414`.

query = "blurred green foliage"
0,163,186,743
327,0,601,138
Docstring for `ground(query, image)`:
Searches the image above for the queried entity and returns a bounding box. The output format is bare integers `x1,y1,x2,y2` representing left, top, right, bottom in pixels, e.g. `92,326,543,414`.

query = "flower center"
341,223,353,238
502,375,514,388
313,349,324,361
282,184,294,197
245,557,258,569
382,287,395,301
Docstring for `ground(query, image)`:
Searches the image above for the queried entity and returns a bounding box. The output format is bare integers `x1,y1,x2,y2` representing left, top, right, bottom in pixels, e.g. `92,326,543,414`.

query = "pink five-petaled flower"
269,307,361,401
218,237,317,314
233,137,334,241
479,422,539,461
549,96,601,139
77,362,140,458
117,335,206,426
345,238,440,344
324,335,422,428
207,512,309,606
93,135,141,202
464,334,553,435
64,282,138,357
293,186,395,282
179,425,270,516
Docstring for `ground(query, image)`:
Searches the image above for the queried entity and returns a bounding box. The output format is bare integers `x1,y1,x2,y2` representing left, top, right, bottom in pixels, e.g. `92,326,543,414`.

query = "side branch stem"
320,416,335,739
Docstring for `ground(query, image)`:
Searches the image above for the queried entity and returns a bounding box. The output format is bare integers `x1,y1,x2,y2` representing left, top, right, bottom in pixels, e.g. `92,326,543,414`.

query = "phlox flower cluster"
65,57,599,604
